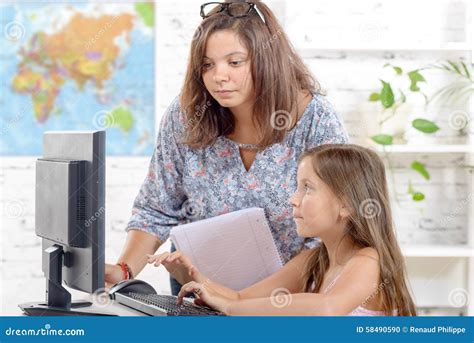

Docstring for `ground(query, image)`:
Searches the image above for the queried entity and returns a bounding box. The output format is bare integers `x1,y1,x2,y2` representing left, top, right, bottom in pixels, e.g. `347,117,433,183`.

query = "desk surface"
18,296,196,317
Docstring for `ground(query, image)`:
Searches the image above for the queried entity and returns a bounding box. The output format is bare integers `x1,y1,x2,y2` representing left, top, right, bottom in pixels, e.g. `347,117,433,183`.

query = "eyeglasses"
200,2,266,24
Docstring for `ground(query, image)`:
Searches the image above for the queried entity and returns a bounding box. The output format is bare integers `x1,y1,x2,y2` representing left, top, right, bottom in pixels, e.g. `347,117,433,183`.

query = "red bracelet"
117,262,132,280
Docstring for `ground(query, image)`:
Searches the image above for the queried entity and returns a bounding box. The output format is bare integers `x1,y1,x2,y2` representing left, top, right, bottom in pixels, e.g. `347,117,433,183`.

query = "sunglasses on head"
200,2,266,24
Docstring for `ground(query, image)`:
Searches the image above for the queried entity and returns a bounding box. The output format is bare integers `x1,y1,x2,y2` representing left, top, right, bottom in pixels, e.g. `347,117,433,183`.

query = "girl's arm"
226,247,381,316
237,248,313,299
200,248,312,300
152,248,313,300
179,247,381,315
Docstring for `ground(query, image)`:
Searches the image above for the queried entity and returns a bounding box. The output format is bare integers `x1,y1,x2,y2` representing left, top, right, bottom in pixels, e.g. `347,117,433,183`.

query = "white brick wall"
1,0,472,315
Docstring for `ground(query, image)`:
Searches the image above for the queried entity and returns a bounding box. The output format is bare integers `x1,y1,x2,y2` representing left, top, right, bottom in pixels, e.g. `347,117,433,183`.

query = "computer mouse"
108,279,157,299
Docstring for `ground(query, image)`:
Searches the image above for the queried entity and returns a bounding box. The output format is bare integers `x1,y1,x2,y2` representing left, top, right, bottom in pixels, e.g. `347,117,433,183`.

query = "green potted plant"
367,64,440,202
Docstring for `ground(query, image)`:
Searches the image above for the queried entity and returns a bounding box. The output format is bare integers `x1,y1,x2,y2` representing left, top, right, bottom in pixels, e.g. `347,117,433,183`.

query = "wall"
1,0,472,315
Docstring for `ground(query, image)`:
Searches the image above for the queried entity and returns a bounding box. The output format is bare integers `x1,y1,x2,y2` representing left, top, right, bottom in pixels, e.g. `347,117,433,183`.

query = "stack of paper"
170,208,283,290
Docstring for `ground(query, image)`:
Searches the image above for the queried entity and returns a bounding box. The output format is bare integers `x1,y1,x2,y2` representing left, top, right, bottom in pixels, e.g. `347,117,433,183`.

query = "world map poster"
1,2,155,155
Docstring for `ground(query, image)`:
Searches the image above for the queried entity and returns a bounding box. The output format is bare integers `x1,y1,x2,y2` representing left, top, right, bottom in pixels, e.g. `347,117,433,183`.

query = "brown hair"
180,0,320,149
300,144,417,316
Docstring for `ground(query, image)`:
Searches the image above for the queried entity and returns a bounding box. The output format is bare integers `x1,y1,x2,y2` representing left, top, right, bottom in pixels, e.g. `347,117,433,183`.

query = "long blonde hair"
180,0,320,149
300,144,417,316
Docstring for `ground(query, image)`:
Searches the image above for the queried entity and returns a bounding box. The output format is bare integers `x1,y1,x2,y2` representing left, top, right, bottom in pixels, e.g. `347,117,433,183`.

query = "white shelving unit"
375,145,472,154
297,44,473,57
376,140,473,315
293,4,474,316
401,245,474,258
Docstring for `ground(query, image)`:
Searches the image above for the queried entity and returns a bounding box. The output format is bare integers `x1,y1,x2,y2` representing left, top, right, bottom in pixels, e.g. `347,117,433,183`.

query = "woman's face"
201,29,255,111
289,157,346,238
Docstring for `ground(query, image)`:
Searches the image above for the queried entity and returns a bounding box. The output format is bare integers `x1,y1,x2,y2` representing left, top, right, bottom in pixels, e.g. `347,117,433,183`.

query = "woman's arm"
106,97,186,286
118,230,163,277
105,230,162,286
309,95,349,147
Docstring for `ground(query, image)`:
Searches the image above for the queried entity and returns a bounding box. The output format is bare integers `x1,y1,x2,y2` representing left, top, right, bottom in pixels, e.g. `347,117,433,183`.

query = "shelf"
374,144,473,154
296,43,473,55
402,245,474,257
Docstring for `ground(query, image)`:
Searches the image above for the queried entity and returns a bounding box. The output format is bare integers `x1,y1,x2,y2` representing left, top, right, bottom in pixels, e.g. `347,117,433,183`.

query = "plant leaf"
394,66,403,75
412,118,440,133
408,70,426,92
430,80,473,105
451,86,474,104
460,61,472,80
407,181,414,194
429,60,473,81
411,161,430,180
399,89,406,103
369,92,380,101
380,80,395,108
447,60,462,75
412,192,425,201
384,63,403,75
371,134,393,145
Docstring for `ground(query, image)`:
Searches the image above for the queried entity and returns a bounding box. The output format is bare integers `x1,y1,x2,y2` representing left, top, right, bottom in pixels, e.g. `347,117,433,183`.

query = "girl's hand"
146,251,204,285
177,281,233,314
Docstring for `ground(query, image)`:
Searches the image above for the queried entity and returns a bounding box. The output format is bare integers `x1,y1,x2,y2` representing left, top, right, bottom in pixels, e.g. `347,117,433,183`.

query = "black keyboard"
115,292,225,316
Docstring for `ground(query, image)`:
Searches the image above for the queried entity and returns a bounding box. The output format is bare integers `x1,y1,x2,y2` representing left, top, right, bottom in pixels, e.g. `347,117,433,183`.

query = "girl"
148,144,417,316
106,0,348,294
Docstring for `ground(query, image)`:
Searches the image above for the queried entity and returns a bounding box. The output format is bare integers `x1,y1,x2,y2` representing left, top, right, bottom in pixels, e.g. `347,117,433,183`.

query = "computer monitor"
19,131,108,316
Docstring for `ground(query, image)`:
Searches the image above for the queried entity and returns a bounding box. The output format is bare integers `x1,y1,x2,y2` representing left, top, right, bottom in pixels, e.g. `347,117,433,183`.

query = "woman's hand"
104,263,124,288
146,250,204,285
177,281,233,314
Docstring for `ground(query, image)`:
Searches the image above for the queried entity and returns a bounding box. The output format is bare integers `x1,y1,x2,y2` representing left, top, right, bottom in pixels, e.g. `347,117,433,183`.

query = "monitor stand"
18,244,115,316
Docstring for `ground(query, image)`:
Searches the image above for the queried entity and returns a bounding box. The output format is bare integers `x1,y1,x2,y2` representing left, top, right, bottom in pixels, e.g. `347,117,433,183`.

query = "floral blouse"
126,93,348,263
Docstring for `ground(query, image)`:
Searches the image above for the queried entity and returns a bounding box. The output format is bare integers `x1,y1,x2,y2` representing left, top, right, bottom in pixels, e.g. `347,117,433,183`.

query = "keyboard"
114,292,225,316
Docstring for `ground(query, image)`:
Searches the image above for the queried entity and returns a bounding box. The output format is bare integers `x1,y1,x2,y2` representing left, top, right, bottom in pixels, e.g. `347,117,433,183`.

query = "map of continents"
1,2,155,155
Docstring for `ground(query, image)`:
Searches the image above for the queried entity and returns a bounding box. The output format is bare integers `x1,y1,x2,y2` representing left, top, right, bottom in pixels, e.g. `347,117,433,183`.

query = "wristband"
117,262,133,280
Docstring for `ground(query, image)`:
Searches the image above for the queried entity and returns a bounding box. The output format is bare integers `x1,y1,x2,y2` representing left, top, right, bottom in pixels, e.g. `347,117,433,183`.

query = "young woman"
106,1,348,295
148,144,417,316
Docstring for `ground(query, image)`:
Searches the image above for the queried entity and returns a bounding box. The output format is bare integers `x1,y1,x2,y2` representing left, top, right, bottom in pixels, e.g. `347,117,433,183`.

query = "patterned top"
126,93,348,263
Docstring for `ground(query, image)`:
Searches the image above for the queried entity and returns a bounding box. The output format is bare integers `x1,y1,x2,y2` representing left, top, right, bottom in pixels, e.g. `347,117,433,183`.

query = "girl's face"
289,157,348,238
201,29,255,111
